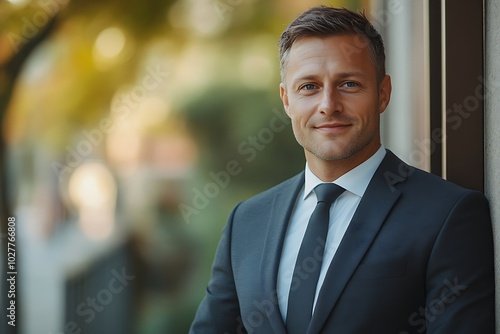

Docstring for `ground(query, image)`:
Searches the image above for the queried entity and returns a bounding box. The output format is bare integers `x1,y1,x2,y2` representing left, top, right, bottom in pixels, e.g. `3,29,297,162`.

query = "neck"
306,143,381,182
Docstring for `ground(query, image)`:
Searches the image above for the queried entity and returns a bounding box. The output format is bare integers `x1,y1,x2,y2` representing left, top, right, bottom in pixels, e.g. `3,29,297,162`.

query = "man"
190,6,494,334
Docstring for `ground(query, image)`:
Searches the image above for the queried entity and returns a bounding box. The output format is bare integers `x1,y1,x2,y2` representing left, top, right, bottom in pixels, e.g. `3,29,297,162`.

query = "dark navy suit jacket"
190,150,495,333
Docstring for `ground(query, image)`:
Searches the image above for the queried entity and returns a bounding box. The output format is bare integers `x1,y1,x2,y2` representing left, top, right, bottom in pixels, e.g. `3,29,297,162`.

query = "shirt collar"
303,145,386,200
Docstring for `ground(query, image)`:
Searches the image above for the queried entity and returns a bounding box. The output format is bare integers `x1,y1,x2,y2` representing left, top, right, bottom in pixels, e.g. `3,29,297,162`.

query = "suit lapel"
260,172,304,334
308,151,407,333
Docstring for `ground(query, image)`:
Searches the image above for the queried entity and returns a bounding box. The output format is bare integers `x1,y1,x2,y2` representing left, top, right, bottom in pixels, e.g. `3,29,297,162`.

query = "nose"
319,87,342,115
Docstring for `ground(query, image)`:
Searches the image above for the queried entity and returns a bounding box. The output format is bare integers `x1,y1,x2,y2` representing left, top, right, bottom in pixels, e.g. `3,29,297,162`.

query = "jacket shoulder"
383,150,485,201
237,172,304,210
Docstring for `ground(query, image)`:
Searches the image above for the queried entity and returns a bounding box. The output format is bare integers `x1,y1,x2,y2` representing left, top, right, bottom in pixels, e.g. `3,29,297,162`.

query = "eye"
300,83,317,91
341,81,358,88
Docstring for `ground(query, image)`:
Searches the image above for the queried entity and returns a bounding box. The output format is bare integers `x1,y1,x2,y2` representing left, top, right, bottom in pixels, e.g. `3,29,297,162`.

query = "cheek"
289,98,316,124
289,114,310,142
290,117,304,136
287,110,306,128
351,102,379,125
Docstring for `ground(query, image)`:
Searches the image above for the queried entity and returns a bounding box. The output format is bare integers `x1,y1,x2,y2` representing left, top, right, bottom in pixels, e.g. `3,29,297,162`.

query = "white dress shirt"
277,145,386,321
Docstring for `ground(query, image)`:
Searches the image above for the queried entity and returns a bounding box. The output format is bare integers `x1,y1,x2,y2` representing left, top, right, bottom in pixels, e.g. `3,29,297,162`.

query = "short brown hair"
278,6,386,83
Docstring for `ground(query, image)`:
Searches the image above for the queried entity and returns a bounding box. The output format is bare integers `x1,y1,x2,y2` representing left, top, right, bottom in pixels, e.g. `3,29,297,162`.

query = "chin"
309,149,354,162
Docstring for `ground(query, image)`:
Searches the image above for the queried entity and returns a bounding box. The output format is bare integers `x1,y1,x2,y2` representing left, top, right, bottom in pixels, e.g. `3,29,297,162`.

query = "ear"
378,75,392,114
280,83,291,117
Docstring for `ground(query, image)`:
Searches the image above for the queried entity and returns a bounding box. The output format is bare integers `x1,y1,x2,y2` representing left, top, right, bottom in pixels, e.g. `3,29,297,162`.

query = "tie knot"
314,183,344,205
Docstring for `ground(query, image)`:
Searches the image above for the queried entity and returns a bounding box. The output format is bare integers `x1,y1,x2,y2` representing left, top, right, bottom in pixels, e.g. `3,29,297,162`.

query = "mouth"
314,123,352,133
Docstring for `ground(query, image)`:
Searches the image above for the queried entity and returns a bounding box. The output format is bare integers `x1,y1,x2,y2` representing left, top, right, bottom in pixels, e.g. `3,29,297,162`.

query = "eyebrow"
290,72,366,88
291,75,320,88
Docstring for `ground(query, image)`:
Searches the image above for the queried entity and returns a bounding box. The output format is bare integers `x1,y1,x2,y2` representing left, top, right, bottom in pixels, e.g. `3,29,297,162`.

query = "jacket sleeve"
424,191,495,333
190,204,246,334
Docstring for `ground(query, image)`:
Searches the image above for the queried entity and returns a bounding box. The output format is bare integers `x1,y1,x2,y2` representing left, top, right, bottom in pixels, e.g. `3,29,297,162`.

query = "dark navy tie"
286,183,345,334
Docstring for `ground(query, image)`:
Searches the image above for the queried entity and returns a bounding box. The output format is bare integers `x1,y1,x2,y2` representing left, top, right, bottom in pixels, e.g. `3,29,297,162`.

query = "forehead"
284,34,376,81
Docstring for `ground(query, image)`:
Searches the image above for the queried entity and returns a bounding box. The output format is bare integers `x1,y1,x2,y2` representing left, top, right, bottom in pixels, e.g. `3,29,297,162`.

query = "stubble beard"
297,125,378,162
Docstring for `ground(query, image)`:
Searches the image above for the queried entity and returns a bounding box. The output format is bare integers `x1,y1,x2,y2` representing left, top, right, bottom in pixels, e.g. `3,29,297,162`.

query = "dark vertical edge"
428,0,443,177
444,0,485,191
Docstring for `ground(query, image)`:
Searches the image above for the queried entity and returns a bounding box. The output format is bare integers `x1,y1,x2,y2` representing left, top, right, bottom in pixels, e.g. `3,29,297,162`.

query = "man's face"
280,34,391,171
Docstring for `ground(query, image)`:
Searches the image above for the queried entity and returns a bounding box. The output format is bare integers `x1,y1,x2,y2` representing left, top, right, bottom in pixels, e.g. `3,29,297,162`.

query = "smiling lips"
314,123,351,133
